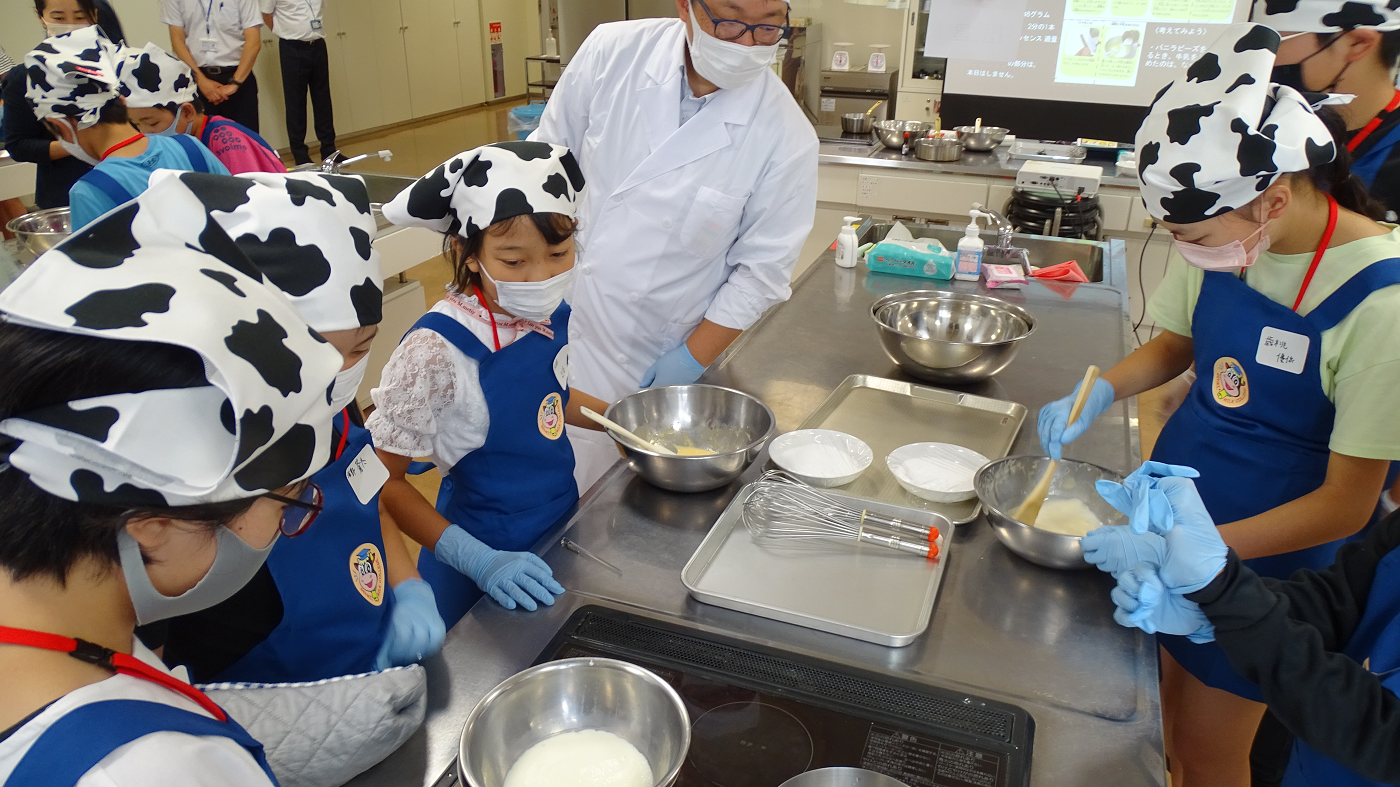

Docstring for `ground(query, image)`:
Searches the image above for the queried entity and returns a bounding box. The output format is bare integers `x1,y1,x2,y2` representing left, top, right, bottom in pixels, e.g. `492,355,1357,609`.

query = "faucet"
320,149,393,173
972,203,1015,249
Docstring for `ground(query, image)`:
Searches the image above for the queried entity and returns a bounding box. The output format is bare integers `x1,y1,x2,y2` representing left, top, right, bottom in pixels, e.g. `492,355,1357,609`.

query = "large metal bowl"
873,120,932,149
973,455,1128,570
6,207,71,257
781,768,911,787
870,290,1036,384
459,657,690,787
605,384,774,492
954,125,1009,151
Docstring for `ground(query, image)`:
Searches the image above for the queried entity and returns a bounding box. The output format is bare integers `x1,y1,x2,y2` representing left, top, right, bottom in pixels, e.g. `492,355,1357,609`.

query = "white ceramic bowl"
886,442,989,504
768,429,873,488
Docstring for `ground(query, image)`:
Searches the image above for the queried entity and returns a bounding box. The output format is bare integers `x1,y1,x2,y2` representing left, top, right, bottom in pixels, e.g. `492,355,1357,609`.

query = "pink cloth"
202,117,287,175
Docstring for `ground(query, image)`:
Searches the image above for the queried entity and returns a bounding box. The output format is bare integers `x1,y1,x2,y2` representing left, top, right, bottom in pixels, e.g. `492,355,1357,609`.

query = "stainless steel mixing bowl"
6,207,71,257
873,120,932,149
781,768,911,787
870,290,1036,384
973,455,1128,570
605,384,774,492
459,657,690,787
954,125,1009,151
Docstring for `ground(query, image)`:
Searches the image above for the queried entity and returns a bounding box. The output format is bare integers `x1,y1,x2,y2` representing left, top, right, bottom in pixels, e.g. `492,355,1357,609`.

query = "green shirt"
1147,226,1400,461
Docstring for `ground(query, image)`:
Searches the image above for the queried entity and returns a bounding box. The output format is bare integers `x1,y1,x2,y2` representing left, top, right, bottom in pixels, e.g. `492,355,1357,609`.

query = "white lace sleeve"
367,330,460,457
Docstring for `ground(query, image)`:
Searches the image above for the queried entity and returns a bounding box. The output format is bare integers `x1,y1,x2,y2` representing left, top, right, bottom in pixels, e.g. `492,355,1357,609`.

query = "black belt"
279,37,326,48
198,65,236,75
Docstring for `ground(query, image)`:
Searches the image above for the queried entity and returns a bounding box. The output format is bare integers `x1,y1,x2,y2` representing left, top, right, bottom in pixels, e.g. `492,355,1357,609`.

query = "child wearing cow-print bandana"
367,142,605,628
1039,23,1400,785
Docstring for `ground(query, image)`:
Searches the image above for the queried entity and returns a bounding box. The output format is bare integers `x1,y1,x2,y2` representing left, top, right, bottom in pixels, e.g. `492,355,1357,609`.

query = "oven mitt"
201,666,426,787
1111,562,1215,643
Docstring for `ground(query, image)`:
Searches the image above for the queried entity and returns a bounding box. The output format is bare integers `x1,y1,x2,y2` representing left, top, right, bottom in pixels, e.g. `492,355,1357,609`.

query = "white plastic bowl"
768,429,873,488
887,442,989,504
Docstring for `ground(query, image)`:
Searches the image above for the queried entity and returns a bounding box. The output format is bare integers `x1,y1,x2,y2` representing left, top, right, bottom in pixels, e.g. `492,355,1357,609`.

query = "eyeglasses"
693,0,790,46
263,482,324,537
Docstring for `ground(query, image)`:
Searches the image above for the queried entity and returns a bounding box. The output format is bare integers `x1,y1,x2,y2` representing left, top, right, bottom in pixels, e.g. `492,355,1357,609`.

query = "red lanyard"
1292,194,1338,312
99,133,146,161
335,408,350,460
1347,89,1400,153
0,624,228,721
472,285,502,351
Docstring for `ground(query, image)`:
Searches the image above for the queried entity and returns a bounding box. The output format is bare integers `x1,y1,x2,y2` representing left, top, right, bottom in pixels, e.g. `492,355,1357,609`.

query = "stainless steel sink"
860,222,1106,282
288,165,416,232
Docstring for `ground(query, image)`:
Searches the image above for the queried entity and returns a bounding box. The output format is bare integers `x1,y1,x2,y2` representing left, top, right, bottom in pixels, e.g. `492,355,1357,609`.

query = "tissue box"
864,240,956,280
982,263,1027,289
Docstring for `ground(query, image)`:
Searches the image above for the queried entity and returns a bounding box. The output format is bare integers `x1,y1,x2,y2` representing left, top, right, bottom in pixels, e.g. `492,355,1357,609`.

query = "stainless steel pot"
973,455,1128,570
915,137,962,161
954,125,1009,151
841,112,874,134
780,768,912,787
870,290,1036,384
605,384,774,492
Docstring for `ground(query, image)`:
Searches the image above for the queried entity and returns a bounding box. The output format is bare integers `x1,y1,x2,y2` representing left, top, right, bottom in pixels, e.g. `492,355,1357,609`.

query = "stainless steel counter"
349,243,1164,787
819,141,1143,189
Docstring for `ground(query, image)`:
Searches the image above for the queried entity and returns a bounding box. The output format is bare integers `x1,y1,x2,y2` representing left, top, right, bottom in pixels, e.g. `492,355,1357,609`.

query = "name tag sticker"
1256,326,1309,375
310,18,322,29
345,443,390,505
199,36,218,53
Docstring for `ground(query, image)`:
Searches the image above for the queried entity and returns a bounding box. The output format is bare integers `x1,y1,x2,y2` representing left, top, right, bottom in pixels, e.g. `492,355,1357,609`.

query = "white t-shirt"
0,639,275,787
163,0,263,68
367,292,555,470
259,0,324,42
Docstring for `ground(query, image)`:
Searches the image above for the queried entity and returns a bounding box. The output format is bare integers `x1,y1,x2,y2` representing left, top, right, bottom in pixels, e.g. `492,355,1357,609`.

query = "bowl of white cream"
973,455,1129,570
459,658,689,787
886,442,989,504
768,429,873,488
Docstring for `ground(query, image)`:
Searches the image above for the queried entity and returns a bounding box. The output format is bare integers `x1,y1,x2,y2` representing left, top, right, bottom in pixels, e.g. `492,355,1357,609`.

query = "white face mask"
687,2,778,90
479,263,573,322
330,354,369,412
45,22,90,37
151,109,193,137
52,118,100,166
118,527,279,626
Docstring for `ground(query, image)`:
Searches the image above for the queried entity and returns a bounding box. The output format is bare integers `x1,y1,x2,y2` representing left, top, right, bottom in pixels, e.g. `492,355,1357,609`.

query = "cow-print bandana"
382,142,585,239
24,25,121,128
1253,0,1400,33
1136,23,1342,225
117,42,198,108
155,170,385,332
0,174,343,506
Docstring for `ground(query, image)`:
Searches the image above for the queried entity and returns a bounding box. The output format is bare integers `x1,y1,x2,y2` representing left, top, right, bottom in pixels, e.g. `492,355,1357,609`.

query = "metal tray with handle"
682,483,952,647
789,375,1027,524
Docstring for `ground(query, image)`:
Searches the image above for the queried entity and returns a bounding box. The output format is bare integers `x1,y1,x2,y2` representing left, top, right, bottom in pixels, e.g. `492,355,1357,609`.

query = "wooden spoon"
580,407,677,455
1014,365,1101,525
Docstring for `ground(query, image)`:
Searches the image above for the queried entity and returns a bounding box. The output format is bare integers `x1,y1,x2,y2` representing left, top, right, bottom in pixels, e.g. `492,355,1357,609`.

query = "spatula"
580,407,677,455
1014,365,1101,525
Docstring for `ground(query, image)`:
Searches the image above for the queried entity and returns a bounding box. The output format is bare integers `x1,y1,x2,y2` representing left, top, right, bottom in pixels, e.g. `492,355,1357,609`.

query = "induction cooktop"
526,607,1034,787
813,125,877,147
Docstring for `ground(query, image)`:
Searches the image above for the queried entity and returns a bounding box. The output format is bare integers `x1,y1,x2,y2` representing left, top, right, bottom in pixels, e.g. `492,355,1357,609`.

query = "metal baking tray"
682,483,952,646
790,375,1027,524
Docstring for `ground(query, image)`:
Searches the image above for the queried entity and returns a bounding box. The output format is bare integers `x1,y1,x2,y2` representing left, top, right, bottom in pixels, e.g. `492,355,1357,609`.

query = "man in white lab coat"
533,0,818,492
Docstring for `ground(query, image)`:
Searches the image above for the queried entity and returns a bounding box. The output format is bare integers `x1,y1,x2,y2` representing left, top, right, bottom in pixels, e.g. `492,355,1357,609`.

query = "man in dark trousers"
164,0,263,131
262,0,336,165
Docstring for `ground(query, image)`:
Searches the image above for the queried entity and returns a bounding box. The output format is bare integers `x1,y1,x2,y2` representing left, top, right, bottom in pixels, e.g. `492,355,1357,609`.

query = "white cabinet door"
320,0,357,137
453,0,488,107
332,0,387,132
252,27,291,150
371,0,412,126
403,0,465,117
857,172,990,217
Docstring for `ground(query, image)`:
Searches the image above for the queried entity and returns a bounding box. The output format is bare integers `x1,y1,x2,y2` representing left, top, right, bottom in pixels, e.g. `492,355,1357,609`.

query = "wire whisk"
742,471,941,559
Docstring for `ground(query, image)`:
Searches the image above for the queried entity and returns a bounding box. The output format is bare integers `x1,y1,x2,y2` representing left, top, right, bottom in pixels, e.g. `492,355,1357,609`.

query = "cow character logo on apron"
348,543,386,606
538,391,564,440
1212,357,1249,408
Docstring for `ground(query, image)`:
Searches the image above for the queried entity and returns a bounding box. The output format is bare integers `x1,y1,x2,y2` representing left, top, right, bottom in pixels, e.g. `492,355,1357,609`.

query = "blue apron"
1351,122,1400,192
405,308,577,627
213,412,392,682
1152,260,1400,699
6,699,278,787
78,135,211,205
1282,540,1400,786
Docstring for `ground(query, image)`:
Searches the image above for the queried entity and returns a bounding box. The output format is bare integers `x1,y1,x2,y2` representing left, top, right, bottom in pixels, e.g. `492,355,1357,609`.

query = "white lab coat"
532,18,818,491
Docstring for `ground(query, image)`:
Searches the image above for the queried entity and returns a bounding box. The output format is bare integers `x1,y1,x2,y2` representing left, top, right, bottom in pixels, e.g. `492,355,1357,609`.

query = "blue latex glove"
434,525,565,611
1110,562,1215,643
1095,461,1201,534
374,578,447,670
1037,378,1117,460
640,343,706,388
1081,525,1166,578
1152,477,1230,594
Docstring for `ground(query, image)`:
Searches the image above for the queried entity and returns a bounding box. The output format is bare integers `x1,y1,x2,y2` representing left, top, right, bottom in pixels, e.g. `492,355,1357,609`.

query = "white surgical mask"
53,119,100,166
151,110,192,137
118,527,279,626
330,354,369,411
687,2,778,90
1174,223,1271,271
479,263,573,322
45,22,90,37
